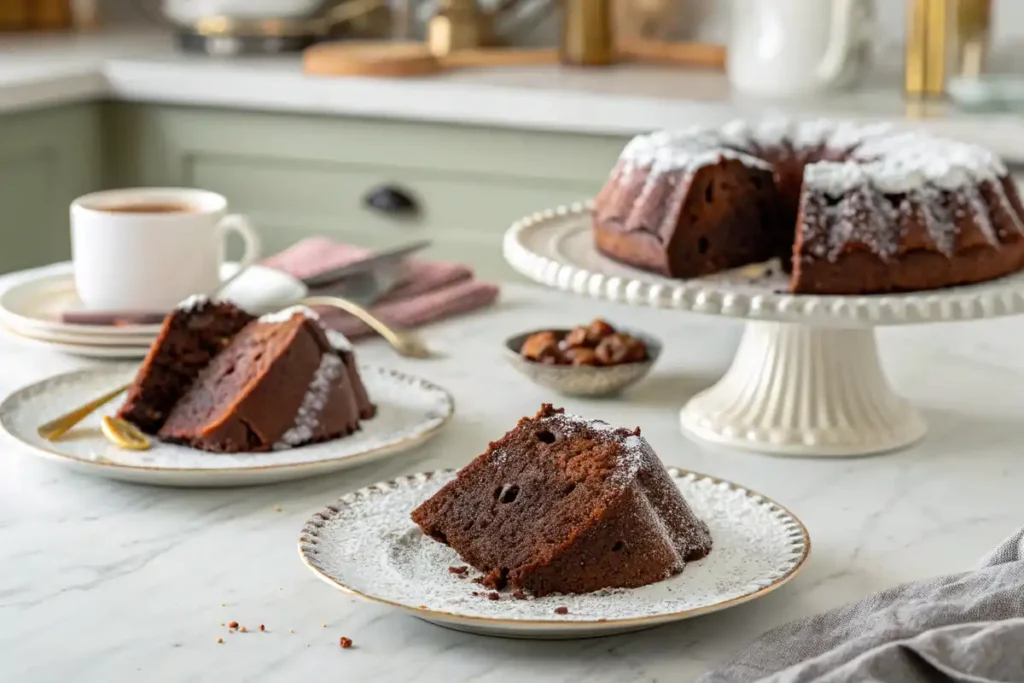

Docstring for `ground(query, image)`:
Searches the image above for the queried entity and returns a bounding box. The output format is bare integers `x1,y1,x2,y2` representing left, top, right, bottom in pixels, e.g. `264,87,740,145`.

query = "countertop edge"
4,44,1024,160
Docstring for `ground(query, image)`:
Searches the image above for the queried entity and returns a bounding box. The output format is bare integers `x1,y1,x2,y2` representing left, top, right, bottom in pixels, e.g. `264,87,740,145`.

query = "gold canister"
561,0,614,67
31,0,72,29
905,0,991,99
428,0,483,57
955,0,991,78
0,0,30,31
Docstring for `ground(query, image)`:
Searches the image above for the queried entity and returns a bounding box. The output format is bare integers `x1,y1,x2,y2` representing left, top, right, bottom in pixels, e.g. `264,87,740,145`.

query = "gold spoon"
299,295,435,360
100,415,151,451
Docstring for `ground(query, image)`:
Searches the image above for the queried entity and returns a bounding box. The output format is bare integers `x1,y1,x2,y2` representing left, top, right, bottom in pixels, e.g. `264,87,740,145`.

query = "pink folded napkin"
261,237,500,340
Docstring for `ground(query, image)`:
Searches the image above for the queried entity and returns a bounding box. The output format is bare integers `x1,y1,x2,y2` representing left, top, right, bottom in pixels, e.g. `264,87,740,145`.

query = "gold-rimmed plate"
0,363,453,487
299,469,810,639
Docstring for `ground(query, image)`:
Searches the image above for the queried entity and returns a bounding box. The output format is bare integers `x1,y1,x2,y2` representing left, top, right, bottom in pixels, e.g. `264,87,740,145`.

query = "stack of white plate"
0,263,308,359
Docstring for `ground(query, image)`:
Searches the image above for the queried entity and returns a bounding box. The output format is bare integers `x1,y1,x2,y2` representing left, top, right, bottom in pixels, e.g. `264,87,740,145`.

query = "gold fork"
299,295,434,360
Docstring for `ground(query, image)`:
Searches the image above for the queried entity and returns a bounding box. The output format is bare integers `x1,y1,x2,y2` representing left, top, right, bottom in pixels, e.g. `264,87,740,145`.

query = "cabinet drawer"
190,154,595,281
106,103,625,281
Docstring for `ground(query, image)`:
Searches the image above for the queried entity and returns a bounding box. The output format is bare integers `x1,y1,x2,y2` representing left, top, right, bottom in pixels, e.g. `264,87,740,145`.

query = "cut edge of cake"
593,119,1024,295
118,297,375,453
411,404,712,597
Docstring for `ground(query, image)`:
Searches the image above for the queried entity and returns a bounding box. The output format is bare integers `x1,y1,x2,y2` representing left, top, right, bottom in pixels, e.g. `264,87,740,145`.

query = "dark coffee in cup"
100,202,198,214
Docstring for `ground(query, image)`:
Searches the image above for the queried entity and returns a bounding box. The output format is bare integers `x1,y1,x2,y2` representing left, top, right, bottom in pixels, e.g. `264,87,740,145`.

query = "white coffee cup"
70,187,261,311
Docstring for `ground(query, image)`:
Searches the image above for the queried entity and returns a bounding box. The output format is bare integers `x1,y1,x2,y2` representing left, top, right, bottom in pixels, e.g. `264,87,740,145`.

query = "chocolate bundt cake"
118,299,374,453
593,120,1024,294
411,405,712,597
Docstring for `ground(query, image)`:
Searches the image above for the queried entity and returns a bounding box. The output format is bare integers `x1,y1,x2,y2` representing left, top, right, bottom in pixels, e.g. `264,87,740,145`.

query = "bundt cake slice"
158,309,374,452
594,130,785,278
117,297,254,434
411,405,712,597
119,301,375,453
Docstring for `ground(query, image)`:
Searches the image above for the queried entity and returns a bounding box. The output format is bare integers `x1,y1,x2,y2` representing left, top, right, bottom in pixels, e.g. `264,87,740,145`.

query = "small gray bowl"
503,327,661,398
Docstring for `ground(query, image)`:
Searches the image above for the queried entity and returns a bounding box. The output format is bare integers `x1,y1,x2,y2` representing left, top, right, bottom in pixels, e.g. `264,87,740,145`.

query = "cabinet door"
0,104,103,273
107,104,626,281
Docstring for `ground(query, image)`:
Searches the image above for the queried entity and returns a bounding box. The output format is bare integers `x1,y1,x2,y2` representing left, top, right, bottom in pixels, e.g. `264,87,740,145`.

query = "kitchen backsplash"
102,0,1024,52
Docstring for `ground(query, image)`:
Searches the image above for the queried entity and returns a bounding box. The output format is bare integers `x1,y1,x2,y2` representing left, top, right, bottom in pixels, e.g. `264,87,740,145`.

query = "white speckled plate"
0,363,453,487
299,469,810,639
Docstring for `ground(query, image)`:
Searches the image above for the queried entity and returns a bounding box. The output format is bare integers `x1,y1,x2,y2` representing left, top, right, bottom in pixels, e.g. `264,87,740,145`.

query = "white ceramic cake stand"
503,202,1024,457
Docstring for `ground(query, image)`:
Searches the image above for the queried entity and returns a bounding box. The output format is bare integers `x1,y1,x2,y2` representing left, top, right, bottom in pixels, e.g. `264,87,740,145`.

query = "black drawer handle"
364,185,419,216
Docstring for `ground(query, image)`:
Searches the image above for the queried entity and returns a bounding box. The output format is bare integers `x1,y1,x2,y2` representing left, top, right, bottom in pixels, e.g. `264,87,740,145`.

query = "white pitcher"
727,0,875,98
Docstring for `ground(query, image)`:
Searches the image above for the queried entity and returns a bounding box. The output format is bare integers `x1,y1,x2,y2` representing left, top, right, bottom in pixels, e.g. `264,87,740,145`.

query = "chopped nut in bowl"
503,319,661,397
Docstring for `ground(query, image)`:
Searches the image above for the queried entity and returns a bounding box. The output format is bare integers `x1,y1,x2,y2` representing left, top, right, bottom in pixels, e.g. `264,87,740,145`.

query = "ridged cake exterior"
593,120,1024,294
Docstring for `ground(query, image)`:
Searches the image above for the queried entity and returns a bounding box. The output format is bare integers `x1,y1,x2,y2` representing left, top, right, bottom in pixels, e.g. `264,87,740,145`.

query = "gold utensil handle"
299,295,433,359
37,381,132,442
301,295,402,344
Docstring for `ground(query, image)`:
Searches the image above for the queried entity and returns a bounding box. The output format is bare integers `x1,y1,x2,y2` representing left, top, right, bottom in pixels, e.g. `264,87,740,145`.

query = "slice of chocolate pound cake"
118,301,375,453
411,405,712,597
117,296,254,434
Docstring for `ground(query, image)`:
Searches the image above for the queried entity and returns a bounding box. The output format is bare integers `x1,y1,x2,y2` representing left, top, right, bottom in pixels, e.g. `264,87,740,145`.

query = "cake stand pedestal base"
679,322,927,457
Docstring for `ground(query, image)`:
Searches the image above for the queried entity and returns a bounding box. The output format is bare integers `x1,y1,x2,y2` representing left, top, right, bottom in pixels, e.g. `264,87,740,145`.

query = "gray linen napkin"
699,528,1024,683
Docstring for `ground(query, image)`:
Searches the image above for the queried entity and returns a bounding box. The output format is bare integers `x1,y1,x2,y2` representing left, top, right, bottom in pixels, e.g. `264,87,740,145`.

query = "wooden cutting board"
303,41,726,79
303,42,559,78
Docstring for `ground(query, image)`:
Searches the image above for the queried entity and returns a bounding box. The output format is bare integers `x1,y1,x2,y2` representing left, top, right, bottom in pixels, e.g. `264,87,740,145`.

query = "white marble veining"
5,31,1024,160
3,264,1024,681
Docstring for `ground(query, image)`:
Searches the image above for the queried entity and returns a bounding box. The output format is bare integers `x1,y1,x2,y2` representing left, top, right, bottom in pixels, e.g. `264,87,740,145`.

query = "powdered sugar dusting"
799,129,1017,259
488,411,649,487
612,119,1023,266
546,412,648,487
300,470,808,623
619,128,771,182
259,305,318,324
176,294,210,312
750,118,793,150
324,329,353,352
789,118,837,149
259,305,353,351
275,353,344,449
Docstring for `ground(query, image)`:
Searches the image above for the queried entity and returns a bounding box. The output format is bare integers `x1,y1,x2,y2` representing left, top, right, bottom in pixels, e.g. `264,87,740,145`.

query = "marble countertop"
5,30,1024,158
3,266,1024,682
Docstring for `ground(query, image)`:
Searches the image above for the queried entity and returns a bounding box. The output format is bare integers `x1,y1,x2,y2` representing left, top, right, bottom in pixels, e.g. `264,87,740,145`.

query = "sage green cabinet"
0,100,626,278
0,103,104,273
105,104,628,281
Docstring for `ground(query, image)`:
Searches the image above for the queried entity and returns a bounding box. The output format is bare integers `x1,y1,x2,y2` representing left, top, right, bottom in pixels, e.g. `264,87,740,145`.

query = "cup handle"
216,214,262,295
